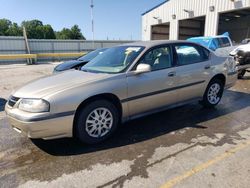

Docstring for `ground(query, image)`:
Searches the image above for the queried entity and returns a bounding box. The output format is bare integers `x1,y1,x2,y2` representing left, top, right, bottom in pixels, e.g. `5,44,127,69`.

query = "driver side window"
139,46,172,71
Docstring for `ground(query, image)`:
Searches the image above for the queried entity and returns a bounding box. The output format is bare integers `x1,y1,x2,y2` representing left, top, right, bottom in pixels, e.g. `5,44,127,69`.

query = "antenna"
90,0,94,48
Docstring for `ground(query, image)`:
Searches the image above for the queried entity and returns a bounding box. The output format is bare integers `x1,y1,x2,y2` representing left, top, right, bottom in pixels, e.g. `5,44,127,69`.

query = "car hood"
55,60,86,71
13,70,109,98
230,44,250,56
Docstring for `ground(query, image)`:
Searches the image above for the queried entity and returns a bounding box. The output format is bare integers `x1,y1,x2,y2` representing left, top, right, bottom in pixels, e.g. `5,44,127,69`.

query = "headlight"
18,99,50,113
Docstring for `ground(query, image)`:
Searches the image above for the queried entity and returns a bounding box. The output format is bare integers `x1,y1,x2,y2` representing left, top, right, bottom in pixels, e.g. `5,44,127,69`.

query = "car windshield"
78,48,107,62
81,46,144,74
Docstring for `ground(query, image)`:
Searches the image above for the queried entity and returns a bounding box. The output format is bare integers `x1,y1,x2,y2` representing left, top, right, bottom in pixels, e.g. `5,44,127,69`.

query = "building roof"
141,0,169,16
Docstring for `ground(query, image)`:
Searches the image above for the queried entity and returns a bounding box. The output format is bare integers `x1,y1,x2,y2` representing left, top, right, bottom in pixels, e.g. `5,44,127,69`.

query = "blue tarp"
187,32,230,51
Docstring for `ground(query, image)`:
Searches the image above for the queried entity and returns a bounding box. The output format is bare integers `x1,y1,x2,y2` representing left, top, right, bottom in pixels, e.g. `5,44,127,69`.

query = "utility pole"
23,27,32,65
90,0,94,48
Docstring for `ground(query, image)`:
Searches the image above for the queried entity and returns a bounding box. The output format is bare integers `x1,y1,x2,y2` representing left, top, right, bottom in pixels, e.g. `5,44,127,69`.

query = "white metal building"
142,0,250,42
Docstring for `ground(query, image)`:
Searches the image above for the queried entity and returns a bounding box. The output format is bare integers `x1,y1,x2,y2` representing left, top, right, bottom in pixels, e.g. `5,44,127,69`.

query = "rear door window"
174,44,207,66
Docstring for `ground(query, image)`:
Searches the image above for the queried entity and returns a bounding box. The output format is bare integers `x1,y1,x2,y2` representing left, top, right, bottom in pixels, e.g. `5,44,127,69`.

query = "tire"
238,69,246,79
75,100,119,144
201,79,224,108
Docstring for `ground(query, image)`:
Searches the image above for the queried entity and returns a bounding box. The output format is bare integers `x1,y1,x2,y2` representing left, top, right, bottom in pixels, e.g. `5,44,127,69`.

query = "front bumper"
5,105,74,140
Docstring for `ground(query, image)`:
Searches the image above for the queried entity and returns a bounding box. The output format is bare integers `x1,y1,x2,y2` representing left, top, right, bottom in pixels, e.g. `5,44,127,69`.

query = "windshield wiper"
81,69,89,72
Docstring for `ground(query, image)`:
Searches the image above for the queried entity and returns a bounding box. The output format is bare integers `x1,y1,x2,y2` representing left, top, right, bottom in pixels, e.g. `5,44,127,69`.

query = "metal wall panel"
0,36,133,63
29,41,53,53
142,0,250,40
53,42,79,52
0,37,26,53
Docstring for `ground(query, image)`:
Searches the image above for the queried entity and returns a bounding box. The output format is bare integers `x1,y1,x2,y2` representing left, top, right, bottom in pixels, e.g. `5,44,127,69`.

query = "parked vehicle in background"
187,32,233,51
5,41,237,144
230,43,250,79
242,38,250,44
53,48,107,73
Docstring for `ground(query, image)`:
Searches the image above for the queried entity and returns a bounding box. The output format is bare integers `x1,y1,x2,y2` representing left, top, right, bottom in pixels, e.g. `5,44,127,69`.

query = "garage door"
178,16,205,40
151,23,170,40
218,8,250,43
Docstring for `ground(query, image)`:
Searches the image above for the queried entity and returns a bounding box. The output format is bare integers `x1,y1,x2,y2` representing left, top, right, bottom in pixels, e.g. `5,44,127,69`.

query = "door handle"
204,65,211,69
168,71,176,77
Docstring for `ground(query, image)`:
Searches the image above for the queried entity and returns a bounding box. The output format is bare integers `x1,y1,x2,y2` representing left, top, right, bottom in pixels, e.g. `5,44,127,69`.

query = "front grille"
8,96,20,107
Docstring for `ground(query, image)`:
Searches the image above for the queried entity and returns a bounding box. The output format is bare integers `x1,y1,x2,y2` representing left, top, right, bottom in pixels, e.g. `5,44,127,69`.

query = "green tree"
21,20,43,39
55,28,72,39
7,23,22,36
70,25,85,40
55,25,85,40
0,19,85,39
42,25,56,39
21,20,56,39
0,19,12,36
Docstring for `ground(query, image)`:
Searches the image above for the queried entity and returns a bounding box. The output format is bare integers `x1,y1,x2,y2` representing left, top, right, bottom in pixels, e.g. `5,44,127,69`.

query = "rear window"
175,44,208,65
217,37,231,48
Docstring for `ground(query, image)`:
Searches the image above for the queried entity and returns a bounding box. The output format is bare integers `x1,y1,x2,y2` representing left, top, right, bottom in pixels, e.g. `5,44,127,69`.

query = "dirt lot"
0,63,250,188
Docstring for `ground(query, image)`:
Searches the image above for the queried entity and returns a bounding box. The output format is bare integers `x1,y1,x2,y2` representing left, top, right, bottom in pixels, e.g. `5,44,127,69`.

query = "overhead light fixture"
153,16,162,24
209,6,215,12
225,18,230,21
183,9,191,13
183,9,194,18
235,15,241,18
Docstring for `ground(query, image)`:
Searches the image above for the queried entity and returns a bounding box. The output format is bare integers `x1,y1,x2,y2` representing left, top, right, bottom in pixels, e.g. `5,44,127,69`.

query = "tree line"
0,19,86,40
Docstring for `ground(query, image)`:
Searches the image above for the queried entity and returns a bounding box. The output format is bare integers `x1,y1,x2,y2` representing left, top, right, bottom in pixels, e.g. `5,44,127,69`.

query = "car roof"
119,40,200,49
189,35,229,40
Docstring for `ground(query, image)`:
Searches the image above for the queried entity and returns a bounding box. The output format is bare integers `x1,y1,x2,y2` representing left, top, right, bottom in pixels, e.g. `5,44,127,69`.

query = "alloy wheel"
85,107,113,138
207,83,221,105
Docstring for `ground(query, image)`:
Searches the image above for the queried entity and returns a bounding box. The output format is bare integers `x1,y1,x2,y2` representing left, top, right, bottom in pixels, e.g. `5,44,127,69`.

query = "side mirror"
135,63,151,74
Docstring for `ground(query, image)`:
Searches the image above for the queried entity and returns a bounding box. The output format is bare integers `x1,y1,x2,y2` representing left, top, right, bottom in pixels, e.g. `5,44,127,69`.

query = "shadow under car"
31,90,250,156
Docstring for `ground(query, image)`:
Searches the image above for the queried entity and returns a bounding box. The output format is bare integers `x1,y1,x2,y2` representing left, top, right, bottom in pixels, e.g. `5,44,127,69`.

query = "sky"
0,0,165,40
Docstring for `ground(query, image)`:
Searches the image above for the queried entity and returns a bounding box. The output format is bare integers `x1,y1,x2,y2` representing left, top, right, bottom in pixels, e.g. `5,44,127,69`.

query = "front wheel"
75,100,119,144
201,79,224,108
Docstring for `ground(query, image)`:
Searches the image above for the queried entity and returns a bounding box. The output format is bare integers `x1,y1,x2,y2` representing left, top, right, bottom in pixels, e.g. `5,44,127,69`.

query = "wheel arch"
201,73,226,108
73,93,122,137
209,74,226,87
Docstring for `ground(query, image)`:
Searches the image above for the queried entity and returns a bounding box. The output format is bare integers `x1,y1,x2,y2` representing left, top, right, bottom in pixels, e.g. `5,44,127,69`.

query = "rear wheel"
75,100,119,144
201,79,224,108
238,69,246,79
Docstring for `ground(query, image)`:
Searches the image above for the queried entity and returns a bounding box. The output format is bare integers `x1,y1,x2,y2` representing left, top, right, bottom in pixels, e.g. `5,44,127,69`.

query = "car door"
173,43,212,102
126,45,178,117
